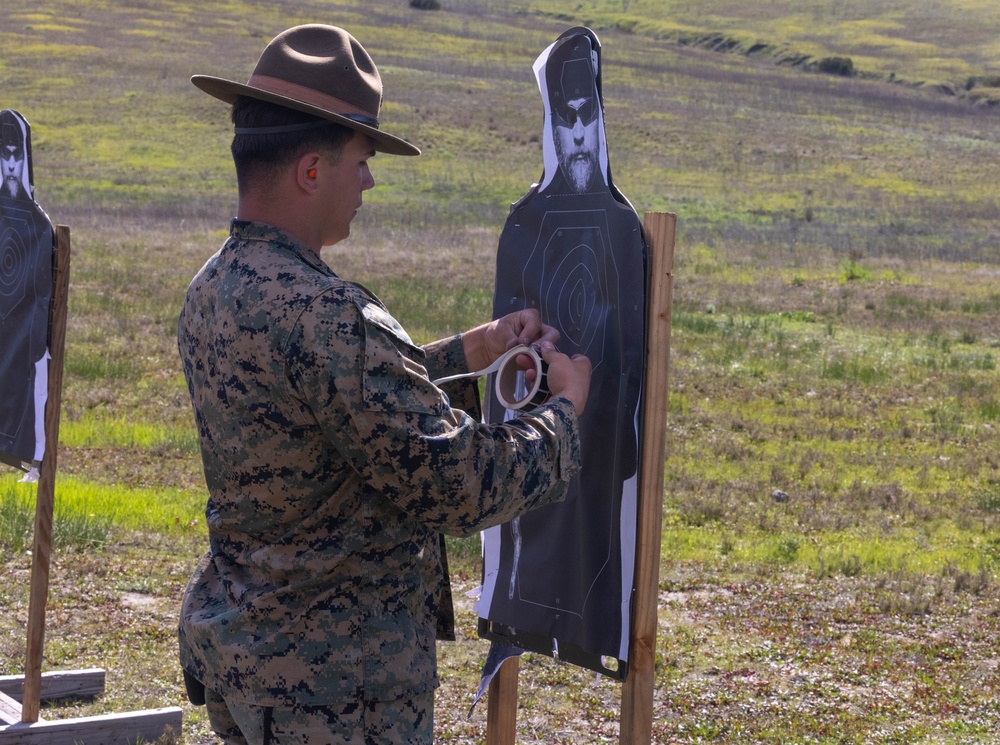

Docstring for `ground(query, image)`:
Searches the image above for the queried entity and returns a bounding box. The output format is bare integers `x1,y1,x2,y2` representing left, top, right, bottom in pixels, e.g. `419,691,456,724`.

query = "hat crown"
253,25,383,119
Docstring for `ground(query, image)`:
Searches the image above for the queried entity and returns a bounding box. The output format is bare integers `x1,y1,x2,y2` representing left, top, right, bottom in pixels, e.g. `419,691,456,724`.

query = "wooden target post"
0,226,183,745
485,211,675,744
619,211,675,744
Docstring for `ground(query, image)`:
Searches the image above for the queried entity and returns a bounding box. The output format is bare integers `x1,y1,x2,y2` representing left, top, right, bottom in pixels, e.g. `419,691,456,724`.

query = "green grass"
58,414,199,454
0,474,205,552
663,520,996,577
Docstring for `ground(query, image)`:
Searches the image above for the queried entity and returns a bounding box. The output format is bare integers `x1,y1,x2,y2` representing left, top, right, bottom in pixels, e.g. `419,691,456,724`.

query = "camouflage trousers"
205,688,434,744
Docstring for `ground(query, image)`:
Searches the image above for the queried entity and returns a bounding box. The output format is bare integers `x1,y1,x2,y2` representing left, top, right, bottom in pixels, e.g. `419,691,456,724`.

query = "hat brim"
192,75,420,157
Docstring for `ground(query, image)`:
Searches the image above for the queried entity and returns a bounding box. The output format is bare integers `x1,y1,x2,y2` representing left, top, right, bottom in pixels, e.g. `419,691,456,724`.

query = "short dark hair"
230,96,354,191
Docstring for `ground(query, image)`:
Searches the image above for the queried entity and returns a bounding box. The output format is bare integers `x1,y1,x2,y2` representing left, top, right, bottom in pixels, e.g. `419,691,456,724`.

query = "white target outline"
535,223,611,370
547,243,599,349
0,224,30,319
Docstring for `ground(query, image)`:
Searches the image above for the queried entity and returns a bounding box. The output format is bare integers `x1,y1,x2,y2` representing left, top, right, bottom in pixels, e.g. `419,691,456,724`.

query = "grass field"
2,0,1000,742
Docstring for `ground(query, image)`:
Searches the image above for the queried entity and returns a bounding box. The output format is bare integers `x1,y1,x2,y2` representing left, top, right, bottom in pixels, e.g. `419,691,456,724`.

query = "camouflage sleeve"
420,333,467,381
421,334,482,419
287,290,581,538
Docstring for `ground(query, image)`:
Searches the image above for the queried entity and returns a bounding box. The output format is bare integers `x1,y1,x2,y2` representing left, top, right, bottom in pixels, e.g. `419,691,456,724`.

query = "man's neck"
237,194,322,258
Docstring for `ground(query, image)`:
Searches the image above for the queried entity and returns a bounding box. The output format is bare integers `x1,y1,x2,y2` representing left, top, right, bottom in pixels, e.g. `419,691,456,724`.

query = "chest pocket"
357,300,447,416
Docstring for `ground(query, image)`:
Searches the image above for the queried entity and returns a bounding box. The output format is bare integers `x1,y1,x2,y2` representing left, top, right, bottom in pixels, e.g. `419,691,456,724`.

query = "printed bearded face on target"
0,113,27,200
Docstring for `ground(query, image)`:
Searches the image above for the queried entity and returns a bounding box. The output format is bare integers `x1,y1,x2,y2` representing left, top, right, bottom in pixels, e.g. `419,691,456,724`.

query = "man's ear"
297,152,322,193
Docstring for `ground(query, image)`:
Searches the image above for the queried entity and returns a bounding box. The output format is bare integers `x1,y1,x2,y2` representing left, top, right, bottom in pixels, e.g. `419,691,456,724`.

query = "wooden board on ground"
0,707,182,745
0,669,105,705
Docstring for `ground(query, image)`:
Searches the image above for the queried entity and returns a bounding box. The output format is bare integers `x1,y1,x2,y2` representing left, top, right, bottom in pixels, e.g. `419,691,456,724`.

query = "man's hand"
463,309,560,372
536,341,592,417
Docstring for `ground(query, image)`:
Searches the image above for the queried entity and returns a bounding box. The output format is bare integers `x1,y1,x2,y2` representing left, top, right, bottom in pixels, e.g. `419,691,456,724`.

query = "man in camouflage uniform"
178,25,592,744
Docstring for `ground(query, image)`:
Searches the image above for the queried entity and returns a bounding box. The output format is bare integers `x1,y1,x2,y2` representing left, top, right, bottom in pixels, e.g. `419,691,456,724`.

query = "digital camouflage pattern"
177,220,581,706
205,687,434,744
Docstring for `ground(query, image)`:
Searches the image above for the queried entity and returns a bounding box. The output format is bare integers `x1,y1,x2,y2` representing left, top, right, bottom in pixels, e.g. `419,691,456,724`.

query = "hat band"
247,74,380,127
235,121,328,135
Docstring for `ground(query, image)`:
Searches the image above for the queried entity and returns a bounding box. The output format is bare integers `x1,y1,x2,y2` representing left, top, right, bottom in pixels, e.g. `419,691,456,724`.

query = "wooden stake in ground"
485,211,675,744
21,225,71,725
485,655,519,745
620,211,675,745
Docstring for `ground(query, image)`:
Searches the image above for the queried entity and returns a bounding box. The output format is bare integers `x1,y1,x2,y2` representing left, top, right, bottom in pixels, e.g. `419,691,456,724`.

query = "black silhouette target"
478,27,646,682
0,109,54,469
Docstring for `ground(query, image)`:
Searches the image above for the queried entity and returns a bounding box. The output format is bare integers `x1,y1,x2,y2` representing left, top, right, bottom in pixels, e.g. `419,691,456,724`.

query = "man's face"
1,138,25,199
319,131,376,247
553,96,599,193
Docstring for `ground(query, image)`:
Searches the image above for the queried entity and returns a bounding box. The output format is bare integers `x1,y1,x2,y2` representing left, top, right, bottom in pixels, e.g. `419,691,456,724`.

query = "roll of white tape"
495,345,544,410
433,344,547,410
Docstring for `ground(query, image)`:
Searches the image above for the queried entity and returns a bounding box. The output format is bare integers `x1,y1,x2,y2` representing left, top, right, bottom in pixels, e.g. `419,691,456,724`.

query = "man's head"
0,110,27,199
229,96,355,193
545,35,601,193
227,96,377,248
193,25,414,249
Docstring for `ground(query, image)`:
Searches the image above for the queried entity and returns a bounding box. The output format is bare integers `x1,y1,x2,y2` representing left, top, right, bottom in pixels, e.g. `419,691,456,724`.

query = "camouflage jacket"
176,221,581,706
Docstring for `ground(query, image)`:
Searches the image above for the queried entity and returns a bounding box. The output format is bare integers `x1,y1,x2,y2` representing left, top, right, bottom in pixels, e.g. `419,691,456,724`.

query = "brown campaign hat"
192,24,419,156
